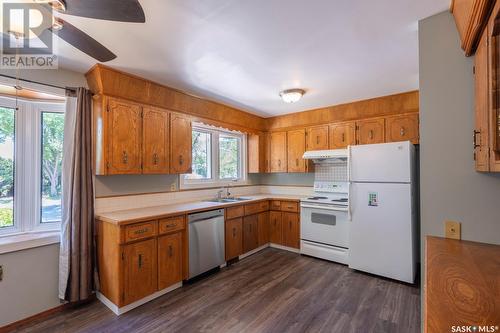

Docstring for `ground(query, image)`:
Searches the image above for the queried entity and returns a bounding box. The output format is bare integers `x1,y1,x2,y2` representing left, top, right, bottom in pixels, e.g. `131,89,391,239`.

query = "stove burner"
307,196,328,200
331,198,348,202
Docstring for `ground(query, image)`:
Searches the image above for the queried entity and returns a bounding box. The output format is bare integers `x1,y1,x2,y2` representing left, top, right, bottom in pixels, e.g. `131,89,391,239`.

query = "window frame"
0,96,65,237
180,123,247,190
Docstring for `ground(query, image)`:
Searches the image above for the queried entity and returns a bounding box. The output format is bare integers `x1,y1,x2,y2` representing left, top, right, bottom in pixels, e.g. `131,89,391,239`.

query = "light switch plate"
445,221,461,240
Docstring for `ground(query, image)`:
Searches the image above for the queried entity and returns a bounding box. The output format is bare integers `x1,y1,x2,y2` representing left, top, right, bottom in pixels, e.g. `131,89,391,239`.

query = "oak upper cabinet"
329,122,356,149
158,232,182,290
487,5,500,171
170,113,192,174
287,129,307,173
225,217,243,260
306,126,329,150
474,28,490,171
243,214,259,253
270,131,287,173
248,133,268,173
269,211,282,245
106,97,143,174
122,238,158,306
143,106,170,174
451,0,494,56
385,114,420,144
257,211,269,246
356,118,385,145
282,212,300,249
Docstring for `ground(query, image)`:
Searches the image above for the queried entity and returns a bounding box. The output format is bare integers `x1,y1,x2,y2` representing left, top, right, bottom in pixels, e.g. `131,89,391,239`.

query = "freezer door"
348,183,416,283
350,141,414,183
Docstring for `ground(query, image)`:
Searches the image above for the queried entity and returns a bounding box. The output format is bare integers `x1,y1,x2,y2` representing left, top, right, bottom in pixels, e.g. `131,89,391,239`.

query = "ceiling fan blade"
51,19,116,62
61,0,145,23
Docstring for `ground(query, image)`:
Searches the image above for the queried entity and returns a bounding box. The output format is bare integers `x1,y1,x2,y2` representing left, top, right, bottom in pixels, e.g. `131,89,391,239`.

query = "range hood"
302,149,348,161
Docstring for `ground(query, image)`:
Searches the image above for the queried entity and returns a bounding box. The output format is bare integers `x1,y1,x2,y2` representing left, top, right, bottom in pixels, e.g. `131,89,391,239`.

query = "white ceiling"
54,0,449,117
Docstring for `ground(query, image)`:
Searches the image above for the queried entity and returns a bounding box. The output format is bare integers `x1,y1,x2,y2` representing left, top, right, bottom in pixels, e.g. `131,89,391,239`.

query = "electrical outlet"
170,182,177,192
0,265,3,281
445,221,461,240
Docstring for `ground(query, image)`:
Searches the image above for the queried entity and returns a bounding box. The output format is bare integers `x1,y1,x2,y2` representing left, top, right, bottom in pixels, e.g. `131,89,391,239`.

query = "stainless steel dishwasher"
188,209,225,279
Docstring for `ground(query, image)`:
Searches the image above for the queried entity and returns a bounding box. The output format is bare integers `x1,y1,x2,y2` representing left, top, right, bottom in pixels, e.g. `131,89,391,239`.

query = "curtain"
59,87,95,302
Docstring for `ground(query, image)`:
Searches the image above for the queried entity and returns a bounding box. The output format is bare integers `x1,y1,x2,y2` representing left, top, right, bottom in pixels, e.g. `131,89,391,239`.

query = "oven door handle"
300,204,348,212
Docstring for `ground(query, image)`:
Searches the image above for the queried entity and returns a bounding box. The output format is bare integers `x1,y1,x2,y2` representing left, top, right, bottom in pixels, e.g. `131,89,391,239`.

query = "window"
41,112,64,223
181,123,246,189
0,97,65,236
0,107,15,229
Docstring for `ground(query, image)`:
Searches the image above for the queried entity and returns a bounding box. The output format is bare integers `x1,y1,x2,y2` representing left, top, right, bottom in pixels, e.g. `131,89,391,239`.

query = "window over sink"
180,123,247,189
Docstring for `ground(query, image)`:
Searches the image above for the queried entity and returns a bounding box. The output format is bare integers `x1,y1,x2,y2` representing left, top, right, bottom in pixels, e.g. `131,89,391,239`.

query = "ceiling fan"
1,0,146,62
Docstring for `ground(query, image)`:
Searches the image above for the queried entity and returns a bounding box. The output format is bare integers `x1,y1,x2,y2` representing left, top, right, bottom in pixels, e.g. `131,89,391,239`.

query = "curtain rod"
0,73,77,92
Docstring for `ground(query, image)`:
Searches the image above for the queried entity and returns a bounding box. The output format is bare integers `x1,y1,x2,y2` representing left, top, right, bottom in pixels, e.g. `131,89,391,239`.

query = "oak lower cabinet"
356,118,385,145
269,210,283,244
225,217,243,260
243,214,259,253
257,212,269,246
269,201,300,249
123,238,158,305
282,212,300,249
96,215,187,309
329,122,356,149
158,232,183,290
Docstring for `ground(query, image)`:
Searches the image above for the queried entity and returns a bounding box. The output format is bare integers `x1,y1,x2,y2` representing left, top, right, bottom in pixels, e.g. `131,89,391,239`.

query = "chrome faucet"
225,183,232,198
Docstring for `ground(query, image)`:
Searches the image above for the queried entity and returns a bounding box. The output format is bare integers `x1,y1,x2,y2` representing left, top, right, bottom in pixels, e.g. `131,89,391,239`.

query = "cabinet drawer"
159,215,185,235
226,205,244,220
244,201,269,215
270,200,281,210
124,221,157,243
280,201,299,213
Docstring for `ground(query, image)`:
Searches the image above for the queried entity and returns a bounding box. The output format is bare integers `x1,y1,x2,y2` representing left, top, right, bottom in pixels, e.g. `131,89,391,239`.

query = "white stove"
300,181,350,264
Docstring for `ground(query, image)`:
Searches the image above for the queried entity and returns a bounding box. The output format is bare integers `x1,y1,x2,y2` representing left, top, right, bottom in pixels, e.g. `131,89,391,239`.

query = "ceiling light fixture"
280,89,305,103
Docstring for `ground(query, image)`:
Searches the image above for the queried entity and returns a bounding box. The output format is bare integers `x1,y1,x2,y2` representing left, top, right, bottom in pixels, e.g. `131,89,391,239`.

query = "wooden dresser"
425,236,500,332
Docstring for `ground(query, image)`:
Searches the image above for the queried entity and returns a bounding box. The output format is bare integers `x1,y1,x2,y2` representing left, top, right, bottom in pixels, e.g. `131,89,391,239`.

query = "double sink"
205,197,251,203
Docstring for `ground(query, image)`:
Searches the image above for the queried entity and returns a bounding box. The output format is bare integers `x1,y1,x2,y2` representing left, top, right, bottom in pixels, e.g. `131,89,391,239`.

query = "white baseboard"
270,243,300,253
97,282,182,315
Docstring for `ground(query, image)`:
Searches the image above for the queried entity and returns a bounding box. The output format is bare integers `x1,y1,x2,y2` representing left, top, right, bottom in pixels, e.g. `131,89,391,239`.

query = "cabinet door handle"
473,130,481,149
138,254,143,268
278,159,281,167
153,153,159,165
369,130,374,140
342,133,345,142
400,127,406,137
179,155,183,165
289,221,292,229
295,159,299,167
316,136,320,144
233,227,236,238
168,245,173,257
122,151,128,164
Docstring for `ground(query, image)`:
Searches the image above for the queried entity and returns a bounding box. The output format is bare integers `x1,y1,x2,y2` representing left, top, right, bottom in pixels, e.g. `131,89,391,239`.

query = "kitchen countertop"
95,194,303,225
425,236,500,332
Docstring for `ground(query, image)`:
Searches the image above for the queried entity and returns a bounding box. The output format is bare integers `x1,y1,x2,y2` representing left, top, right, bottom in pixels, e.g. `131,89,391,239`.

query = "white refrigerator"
348,141,417,283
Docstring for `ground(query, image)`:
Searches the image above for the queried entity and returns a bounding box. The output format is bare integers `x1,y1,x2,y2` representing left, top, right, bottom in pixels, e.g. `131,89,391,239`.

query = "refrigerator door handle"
348,146,352,221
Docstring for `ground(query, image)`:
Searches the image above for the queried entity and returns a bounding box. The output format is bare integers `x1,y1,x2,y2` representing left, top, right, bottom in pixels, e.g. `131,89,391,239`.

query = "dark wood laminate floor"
13,248,420,333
